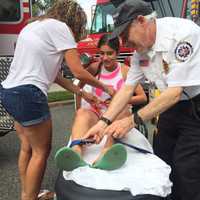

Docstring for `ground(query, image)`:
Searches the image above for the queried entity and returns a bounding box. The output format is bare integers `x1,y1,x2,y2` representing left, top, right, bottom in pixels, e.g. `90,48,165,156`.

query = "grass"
47,91,74,103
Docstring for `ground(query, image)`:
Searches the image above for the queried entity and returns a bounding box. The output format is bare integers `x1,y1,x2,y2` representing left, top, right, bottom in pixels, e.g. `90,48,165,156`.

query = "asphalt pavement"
0,104,75,200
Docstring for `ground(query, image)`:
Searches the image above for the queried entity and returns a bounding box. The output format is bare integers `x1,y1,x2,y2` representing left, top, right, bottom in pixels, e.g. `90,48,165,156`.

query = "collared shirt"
126,17,200,99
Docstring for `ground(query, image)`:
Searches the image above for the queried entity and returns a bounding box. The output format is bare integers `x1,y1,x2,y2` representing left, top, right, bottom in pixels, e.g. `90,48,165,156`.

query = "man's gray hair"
145,11,157,21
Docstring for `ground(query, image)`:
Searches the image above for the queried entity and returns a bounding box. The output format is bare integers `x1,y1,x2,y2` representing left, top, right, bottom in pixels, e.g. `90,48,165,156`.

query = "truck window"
91,3,115,34
151,0,183,17
0,0,21,22
90,0,186,35
186,0,192,19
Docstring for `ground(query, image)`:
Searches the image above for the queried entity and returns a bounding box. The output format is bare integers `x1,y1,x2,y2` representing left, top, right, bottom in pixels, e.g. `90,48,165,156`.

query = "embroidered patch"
175,42,193,62
139,59,149,67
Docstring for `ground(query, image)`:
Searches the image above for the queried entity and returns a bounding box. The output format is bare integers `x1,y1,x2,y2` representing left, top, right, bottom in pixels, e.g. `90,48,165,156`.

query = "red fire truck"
0,0,32,135
77,0,133,64
0,0,32,57
77,0,191,64
0,0,196,81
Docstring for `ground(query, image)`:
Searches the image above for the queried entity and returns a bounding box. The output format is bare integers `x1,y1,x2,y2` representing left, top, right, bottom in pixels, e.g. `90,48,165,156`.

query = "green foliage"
42,0,55,9
48,91,74,103
32,0,54,16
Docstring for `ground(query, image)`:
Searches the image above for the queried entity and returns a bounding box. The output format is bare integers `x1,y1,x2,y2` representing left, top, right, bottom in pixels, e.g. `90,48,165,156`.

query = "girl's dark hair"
97,34,120,53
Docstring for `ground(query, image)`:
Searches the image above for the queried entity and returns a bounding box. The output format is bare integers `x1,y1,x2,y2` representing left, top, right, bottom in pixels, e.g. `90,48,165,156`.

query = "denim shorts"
0,84,50,127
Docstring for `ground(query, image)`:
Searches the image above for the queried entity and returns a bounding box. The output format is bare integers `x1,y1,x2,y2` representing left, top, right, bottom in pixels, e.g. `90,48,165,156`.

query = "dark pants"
154,99,200,200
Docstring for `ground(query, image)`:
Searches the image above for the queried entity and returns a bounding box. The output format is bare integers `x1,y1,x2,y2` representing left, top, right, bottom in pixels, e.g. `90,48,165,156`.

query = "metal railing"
0,56,14,136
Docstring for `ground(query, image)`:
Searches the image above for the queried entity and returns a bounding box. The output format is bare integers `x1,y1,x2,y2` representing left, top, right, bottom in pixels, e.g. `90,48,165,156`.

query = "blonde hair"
30,0,87,42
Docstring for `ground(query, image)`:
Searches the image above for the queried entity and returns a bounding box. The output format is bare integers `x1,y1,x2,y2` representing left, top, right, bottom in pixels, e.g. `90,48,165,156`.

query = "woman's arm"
64,49,114,96
74,62,101,110
54,72,82,95
54,72,100,105
74,80,83,110
76,61,100,88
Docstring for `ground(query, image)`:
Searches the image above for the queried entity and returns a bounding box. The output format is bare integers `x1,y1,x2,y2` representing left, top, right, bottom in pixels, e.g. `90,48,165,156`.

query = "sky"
77,0,96,28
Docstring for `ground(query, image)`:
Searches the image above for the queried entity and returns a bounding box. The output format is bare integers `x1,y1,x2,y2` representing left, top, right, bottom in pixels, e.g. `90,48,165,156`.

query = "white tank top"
81,62,125,114
93,62,124,100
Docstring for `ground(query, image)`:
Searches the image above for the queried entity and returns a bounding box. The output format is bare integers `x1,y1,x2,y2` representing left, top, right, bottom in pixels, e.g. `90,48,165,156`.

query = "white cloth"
126,17,200,100
2,19,77,95
63,129,172,197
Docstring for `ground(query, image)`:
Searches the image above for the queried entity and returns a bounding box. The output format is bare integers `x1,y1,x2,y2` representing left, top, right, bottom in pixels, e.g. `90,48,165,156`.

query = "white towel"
63,128,172,197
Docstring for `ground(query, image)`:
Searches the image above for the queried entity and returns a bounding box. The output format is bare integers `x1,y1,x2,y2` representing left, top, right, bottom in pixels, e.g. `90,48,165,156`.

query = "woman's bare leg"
71,108,98,155
18,119,52,200
15,122,32,200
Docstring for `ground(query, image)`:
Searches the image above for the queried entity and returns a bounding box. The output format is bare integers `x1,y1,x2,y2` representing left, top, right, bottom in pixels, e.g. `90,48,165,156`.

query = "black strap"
114,139,153,154
69,139,152,154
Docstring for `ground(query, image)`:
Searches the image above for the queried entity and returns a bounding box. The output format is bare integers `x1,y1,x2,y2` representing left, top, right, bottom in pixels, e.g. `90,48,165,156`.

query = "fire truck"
0,0,32,135
0,0,32,57
77,0,133,64
77,0,192,64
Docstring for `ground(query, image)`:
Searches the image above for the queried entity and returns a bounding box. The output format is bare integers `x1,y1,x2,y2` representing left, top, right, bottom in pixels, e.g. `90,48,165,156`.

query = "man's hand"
83,120,108,144
103,116,135,139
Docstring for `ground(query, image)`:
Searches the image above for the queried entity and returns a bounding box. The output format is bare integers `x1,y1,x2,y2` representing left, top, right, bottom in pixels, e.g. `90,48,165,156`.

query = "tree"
42,0,55,10
32,0,54,16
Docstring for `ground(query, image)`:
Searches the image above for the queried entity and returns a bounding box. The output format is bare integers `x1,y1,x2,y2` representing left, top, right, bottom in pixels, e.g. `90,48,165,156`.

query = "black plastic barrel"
55,171,168,200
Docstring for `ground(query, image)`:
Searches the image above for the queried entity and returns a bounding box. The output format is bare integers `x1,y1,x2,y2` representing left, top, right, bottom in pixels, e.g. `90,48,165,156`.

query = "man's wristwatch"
133,112,144,126
99,116,112,125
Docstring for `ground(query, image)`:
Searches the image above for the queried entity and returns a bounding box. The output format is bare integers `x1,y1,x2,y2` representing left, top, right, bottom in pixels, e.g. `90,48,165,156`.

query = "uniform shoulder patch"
175,42,193,62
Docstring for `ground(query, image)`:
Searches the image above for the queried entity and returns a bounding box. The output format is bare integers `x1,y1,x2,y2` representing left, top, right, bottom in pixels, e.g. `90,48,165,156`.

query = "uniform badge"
175,42,193,62
162,59,169,74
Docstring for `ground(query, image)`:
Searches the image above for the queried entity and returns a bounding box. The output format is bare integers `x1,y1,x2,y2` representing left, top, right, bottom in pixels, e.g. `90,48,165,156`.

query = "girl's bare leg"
71,108,98,155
